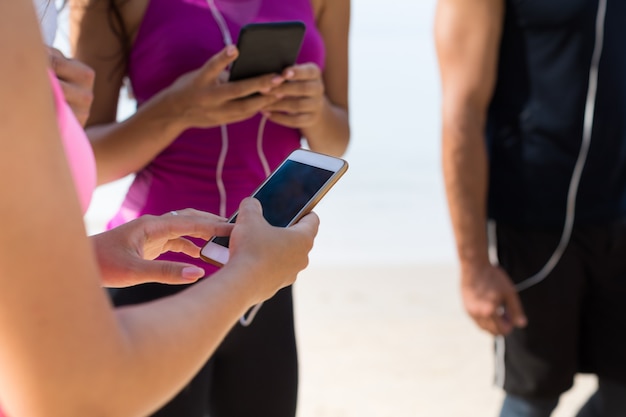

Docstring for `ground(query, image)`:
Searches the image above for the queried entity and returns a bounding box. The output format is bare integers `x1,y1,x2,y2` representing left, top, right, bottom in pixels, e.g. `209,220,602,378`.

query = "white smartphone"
200,148,349,267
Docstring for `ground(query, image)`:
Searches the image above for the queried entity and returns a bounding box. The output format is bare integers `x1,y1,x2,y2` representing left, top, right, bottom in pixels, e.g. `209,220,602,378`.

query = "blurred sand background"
294,264,595,417
53,0,597,415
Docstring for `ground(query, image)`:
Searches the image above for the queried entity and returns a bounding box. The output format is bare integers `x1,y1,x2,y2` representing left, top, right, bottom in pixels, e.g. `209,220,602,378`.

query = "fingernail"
285,70,295,79
274,93,284,99
259,87,271,94
271,76,284,85
182,266,205,280
261,111,271,118
517,316,527,327
225,45,237,56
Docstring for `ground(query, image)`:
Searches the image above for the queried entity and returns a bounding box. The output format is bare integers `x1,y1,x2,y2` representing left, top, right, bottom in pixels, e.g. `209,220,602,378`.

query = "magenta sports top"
107,0,326,272
0,72,96,417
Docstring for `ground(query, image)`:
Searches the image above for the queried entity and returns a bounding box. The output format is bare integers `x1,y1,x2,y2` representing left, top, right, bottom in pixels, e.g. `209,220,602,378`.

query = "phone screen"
212,160,334,248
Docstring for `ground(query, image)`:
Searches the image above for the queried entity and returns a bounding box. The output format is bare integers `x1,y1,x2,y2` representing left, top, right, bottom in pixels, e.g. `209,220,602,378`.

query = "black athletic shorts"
494,219,626,399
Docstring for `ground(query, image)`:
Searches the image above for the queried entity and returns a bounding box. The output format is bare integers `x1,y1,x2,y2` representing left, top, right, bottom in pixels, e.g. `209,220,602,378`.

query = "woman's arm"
0,5,318,416
263,0,351,157
92,208,233,287
70,0,286,185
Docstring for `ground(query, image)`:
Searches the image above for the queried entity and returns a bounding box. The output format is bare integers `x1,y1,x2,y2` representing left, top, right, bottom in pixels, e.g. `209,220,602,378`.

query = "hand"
226,198,320,303
460,264,527,335
165,45,286,130
261,63,326,129
91,209,233,288
47,47,95,126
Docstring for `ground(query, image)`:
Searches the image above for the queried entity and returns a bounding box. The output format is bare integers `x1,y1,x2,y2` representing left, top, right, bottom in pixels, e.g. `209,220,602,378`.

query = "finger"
48,49,95,89
149,210,234,241
219,93,282,121
217,70,230,84
502,291,528,328
167,208,228,221
263,97,316,114
269,80,323,98
289,211,320,235
475,316,500,336
161,236,203,258
165,218,234,241
57,78,94,111
237,197,264,219
264,111,315,128
133,259,206,285
46,46,66,74
492,311,514,335
197,45,240,84
282,63,321,81
219,74,285,100
471,299,509,335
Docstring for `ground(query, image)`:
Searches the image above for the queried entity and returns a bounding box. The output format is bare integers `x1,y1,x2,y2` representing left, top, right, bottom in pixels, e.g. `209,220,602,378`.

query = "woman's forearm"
301,98,350,157
102,266,258,417
86,91,188,185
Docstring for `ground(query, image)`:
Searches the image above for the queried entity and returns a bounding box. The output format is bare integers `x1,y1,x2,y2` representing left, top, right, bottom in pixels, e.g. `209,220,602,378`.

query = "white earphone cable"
512,0,606,293
493,0,607,389
257,115,271,176
206,0,270,327
207,0,233,46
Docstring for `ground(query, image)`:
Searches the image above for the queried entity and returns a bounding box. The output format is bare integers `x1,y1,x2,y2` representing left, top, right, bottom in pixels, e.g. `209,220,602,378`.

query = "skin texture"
434,0,527,336
92,208,233,287
266,0,351,156
0,4,319,416
69,0,350,185
47,46,95,126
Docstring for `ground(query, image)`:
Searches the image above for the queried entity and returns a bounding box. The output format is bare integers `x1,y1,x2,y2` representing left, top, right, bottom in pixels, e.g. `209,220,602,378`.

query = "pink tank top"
107,0,325,271
49,71,96,213
0,71,96,417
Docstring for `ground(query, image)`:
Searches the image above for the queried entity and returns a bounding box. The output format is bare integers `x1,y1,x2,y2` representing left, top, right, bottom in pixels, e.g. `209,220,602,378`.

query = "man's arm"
435,0,526,335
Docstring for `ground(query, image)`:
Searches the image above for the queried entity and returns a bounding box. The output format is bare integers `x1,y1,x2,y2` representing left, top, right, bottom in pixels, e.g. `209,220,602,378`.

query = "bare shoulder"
309,0,350,23
117,0,152,43
309,0,323,20
71,0,149,43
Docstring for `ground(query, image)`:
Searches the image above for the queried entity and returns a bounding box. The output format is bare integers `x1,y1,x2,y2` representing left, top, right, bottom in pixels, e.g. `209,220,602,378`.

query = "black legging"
109,284,298,417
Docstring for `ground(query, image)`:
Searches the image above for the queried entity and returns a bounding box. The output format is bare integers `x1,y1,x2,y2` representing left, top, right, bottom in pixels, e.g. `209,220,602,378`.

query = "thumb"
289,211,320,236
198,45,239,84
503,291,527,328
237,197,264,221
133,259,206,285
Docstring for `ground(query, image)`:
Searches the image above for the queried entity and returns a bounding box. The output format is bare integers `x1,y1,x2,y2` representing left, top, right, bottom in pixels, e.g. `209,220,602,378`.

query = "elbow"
333,123,351,157
303,107,351,158
311,125,350,158
440,100,488,145
325,105,351,157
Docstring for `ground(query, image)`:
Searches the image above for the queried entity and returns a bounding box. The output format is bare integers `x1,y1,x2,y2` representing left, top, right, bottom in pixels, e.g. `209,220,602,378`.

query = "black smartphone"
200,149,349,267
228,21,306,82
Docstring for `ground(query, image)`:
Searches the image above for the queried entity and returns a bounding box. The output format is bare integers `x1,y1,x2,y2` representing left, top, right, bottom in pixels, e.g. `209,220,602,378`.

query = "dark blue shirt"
487,0,626,228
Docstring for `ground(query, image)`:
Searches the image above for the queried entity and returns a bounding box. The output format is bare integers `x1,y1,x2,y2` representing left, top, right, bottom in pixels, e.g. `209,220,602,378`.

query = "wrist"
300,96,330,136
218,257,270,305
302,98,350,156
146,88,191,138
458,248,492,271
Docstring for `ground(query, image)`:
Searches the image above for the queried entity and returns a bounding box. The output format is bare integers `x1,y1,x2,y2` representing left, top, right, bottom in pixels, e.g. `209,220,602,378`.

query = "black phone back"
229,21,306,82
